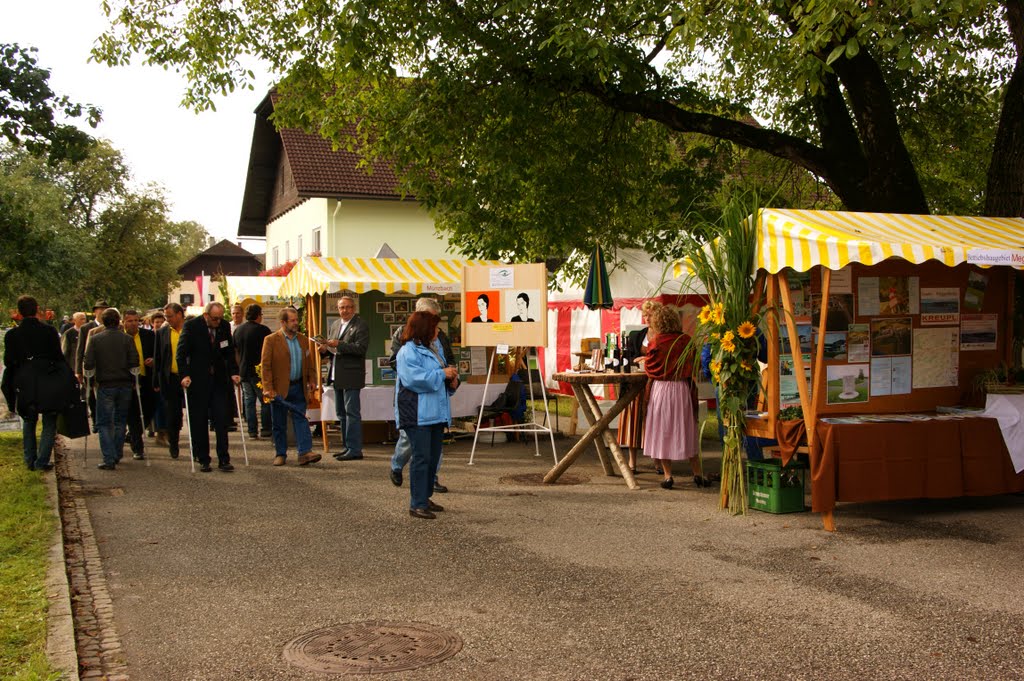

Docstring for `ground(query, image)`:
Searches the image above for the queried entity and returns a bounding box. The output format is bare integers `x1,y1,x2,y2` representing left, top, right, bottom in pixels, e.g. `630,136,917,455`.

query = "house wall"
326,198,457,259
265,197,459,264
166,279,225,308
265,198,331,268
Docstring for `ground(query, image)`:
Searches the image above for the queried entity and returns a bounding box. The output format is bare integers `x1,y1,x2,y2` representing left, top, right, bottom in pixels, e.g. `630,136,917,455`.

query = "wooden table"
544,371,647,490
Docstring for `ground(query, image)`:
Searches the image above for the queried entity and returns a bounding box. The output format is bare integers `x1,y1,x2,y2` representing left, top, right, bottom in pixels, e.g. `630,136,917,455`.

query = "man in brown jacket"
260,307,319,466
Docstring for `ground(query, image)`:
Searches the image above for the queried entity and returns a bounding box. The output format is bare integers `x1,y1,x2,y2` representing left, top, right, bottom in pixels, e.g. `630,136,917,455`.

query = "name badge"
219,340,229,348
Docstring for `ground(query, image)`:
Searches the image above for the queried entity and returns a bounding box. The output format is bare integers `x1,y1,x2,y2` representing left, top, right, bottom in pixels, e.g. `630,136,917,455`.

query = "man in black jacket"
153,303,187,459
317,295,369,461
2,296,65,471
177,302,241,472
232,303,272,438
123,309,156,460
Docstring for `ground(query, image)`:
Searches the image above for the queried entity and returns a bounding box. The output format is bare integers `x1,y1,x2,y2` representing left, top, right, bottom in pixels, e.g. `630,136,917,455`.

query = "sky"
2,1,272,254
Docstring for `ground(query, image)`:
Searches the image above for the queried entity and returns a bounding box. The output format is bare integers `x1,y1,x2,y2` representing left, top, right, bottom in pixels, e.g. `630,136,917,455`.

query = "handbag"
58,397,91,439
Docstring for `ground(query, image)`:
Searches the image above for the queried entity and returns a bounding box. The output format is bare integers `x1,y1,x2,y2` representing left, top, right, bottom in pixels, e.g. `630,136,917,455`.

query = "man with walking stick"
261,307,319,466
122,309,155,461
153,303,187,460
176,302,240,473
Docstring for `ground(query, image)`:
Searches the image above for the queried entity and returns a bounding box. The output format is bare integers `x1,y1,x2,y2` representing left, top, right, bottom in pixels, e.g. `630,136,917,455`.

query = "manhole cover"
283,621,462,674
499,472,588,486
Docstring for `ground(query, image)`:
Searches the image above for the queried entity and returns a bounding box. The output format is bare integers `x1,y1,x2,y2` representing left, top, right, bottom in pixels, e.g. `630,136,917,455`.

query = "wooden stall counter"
545,371,647,489
810,416,1024,526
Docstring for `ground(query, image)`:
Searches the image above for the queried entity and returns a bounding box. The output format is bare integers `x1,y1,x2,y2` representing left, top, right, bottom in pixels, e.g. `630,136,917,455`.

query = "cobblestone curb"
44,439,79,681
57,442,130,680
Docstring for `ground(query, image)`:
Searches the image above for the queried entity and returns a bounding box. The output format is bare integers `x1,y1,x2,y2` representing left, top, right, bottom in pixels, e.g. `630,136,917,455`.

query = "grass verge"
0,431,59,680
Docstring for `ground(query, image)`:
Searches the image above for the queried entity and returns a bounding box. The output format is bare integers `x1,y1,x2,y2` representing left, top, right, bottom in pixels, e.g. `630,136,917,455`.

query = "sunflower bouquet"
678,193,767,515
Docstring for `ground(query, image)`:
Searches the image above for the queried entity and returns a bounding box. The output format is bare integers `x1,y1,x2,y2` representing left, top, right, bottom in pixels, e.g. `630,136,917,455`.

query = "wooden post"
573,384,616,478
809,268,831,448
577,384,639,488
777,271,813,443
766,273,779,433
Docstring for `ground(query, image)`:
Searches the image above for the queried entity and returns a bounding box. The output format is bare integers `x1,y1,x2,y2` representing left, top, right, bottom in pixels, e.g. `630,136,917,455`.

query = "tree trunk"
985,0,1024,217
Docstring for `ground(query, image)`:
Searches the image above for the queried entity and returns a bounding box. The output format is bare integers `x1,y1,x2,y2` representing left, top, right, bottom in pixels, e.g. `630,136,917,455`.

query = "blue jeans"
22,412,57,468
96,386,131,465
391,429,443,483
335,387,363,455
242,376,272,435
271,382,313,457
406,423,444,510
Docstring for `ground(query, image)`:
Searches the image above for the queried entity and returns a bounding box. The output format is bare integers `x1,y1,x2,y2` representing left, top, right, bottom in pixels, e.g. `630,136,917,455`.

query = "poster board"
462,263,548,347
773,260,1009,416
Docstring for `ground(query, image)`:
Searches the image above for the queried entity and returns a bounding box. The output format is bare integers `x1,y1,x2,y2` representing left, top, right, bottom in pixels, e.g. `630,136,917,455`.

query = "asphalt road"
65,432,1024,680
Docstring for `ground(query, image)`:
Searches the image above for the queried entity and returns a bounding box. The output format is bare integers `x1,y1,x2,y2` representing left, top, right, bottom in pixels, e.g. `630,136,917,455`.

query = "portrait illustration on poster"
467,291,500,323
506,289,540,322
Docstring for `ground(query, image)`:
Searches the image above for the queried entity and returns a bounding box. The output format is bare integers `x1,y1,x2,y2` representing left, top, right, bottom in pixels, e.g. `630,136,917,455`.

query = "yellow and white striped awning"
278,256,504,297
757,209,1024,273
224,276,287,305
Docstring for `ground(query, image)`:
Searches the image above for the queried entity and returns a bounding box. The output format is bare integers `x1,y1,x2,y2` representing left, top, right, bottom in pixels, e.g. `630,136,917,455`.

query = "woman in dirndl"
616,300,660,473
642,302,700,489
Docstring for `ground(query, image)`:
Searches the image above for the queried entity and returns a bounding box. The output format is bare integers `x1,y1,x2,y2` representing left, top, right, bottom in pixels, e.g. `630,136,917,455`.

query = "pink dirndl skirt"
643,380,697,461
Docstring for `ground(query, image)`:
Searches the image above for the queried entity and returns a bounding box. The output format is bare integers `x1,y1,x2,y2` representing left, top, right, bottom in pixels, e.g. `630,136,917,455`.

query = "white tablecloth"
983,393,1024,474
314,383,505,423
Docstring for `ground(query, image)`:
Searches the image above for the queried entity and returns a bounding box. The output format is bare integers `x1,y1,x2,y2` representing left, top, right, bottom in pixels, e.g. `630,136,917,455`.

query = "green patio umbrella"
583,245,613,310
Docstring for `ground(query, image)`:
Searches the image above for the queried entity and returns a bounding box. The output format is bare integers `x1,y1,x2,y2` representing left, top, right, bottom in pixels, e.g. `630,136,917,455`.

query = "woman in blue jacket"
396,311,460,519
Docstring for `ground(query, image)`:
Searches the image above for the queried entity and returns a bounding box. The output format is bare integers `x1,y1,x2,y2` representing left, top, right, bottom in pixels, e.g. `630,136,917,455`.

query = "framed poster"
462,263,547,347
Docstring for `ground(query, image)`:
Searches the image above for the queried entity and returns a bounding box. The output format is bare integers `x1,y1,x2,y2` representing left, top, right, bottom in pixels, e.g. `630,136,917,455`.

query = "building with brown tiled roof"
237,91,458,267
168,238,264,308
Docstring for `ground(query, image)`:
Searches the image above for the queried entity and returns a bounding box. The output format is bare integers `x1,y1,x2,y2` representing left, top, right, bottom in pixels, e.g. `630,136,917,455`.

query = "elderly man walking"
176,302,240,473
318,295,369,461
2,295,69,471
153,303,187,458
122,309,156,460
261,307,319,466
84,308,139,470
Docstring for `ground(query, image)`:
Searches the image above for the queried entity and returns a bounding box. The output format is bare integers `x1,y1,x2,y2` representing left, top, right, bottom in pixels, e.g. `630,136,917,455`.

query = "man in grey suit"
317,295,369,461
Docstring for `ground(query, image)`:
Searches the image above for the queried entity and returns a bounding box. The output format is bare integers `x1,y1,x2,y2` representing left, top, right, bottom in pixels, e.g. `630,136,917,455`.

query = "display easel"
468,346,559,465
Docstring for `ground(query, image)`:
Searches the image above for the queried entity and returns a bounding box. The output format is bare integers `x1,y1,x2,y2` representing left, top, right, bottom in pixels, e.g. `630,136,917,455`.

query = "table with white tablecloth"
312,383,505,423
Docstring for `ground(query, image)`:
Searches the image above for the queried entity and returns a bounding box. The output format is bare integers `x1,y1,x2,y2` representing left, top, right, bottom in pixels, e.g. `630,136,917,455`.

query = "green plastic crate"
747,459,807,514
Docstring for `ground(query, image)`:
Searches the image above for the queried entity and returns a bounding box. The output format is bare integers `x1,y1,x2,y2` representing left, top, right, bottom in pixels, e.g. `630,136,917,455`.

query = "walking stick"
233,383,249,466
129,368,151,467
83,369,95,465
182,384,196,473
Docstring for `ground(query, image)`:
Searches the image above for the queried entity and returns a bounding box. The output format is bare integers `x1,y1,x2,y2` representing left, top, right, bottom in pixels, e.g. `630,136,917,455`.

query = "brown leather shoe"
298,452,322,466
427,500,445,512
273,455,286,466
409,508,436,520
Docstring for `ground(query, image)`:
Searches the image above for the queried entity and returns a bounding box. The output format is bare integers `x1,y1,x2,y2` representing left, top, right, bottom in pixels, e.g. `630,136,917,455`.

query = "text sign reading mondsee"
966,249,1024,266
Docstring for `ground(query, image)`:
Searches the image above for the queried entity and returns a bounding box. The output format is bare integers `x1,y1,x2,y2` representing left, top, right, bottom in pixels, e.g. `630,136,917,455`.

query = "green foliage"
0,141,211,317
0,434,59,680
93,0,1020,219
1,43,101,163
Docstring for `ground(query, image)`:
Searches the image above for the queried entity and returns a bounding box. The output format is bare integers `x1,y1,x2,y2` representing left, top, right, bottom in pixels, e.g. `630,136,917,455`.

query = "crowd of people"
5,292,709,518
3,293,458,519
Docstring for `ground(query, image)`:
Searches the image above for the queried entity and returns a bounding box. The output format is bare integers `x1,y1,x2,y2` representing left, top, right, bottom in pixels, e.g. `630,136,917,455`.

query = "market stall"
738,209,1024,529
277,256,506,448
224,275,289,320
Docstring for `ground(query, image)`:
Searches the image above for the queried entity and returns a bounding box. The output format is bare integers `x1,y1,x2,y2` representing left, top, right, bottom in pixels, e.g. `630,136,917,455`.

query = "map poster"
912,327,958,388
960,313,998,351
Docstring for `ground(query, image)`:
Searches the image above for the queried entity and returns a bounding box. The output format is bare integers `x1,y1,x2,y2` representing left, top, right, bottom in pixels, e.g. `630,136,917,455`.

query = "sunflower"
741,360,753,372
720,331,737,353
698,305,712,324
712,302,725,325
710,332,720,341
737,321,756,339
710,359,722,379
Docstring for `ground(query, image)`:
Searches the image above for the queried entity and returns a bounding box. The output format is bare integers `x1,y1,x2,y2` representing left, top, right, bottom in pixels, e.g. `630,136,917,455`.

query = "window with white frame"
312,227,321,254
285,241,290,262
272,247,279,268
297,235,303,258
